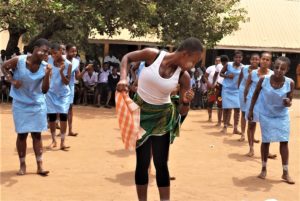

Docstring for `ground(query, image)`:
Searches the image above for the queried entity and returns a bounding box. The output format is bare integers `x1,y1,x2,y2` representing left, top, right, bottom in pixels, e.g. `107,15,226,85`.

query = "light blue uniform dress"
68,58,79,104
46,56,71,114
137,61,145,77
222,62,242,109
10,55,48,134
239,65,250,112
259,75,291,142
245,69,273,122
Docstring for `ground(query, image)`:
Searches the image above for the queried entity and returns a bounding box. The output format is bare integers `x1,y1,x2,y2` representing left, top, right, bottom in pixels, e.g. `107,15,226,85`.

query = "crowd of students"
193,50,295,185
0,37,296,201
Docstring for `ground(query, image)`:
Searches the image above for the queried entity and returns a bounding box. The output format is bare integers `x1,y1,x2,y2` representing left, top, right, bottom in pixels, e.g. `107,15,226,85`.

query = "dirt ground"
1,100,299,201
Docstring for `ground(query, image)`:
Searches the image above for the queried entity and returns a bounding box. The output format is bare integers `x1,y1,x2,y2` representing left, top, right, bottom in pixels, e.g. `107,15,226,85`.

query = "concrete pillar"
104,42,109,57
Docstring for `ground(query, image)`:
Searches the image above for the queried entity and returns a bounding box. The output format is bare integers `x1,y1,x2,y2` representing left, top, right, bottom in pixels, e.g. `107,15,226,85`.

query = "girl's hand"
227,74,234,79
283,98,292,107
12,80,22,89
183,89,195,103
248,110,253,121
116,79,129,92
59,63,65,73
45,64,52,75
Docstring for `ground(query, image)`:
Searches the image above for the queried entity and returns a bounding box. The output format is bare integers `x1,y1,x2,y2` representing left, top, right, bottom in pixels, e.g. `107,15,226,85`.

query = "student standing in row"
237,53,259,141
244,52,273,156
220,51,243,134
1,38,51,175
65,44,92,136
248,56,295,184
46,43,72,150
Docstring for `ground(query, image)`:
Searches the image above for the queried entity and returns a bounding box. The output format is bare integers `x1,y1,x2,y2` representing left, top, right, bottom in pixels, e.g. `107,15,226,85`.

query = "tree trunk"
5,25,27,59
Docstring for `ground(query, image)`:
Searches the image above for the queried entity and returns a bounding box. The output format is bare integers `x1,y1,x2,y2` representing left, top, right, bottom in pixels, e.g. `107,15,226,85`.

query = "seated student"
96,62,110,107
82,65,97,105
107,66,120,107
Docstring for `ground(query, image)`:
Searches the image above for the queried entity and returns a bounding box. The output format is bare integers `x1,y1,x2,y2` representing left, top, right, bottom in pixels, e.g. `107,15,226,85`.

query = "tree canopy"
0,0,247,58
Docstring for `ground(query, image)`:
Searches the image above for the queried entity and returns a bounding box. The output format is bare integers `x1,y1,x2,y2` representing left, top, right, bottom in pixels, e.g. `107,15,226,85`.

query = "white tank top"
137,51,182,105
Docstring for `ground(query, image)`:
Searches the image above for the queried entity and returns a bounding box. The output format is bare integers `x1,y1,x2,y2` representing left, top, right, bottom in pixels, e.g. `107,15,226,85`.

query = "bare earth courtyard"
1,101,299,201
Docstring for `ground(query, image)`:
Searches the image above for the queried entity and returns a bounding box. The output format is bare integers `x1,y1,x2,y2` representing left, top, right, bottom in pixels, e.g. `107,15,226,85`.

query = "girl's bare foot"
221,127,227,134
68,132,78,137
17,163,26,176
258,170,267,179
268,153,277,159
282,174,295,184
233,129,242,135
47,141,57,149
246,150,254,157
254,139,260,143
215,123,221,127
37,169,50,176
60,141,70,150
238,135,245,142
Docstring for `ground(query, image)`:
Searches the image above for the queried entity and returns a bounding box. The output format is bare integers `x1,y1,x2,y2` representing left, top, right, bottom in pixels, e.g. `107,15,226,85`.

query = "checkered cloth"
115,92,145,150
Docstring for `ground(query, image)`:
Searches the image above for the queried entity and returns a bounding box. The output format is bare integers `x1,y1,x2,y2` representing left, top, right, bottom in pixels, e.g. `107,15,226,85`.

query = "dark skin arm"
220,64,234,79
179,71,194,115
237,67,244,88
212,71,218,86
60,63,72,85
75,64,93,80
42,64,52,93
1,57,22,88
283,80,294,107
203,72,214,89
244,71,253,102
117,48,194,114
248,77,264,121
118,48,159,90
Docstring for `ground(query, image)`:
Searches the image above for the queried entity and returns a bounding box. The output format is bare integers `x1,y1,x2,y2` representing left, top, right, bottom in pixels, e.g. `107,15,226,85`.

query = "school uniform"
259,75,291,142
239,65,250,112
45,56,71,114
245,69,273,122
10,55,48,133
222,62,242,109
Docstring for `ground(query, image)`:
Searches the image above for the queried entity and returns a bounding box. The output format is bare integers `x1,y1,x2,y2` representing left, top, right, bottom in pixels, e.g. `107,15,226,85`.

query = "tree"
0,0,247,58
153,0,247,47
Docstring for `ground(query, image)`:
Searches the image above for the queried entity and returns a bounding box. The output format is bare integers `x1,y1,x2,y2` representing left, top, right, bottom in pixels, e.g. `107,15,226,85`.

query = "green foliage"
0,0,247,52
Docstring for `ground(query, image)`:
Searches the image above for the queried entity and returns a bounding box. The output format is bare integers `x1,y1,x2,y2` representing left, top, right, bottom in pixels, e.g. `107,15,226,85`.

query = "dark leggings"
135,133,170,187
48,113,68,122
